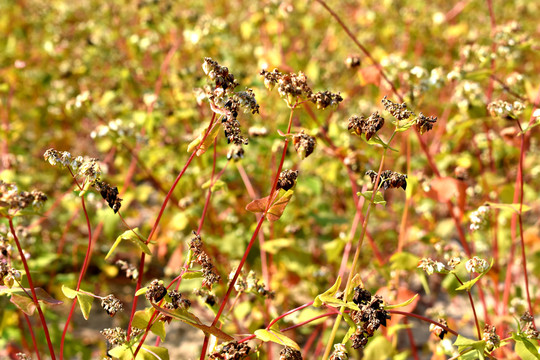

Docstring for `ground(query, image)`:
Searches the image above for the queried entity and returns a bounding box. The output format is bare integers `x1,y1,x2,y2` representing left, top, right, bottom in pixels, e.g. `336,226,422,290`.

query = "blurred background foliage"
1,0,540,358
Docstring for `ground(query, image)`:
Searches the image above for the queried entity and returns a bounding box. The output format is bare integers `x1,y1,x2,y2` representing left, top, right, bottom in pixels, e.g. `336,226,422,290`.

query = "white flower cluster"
43,149,101,184
465,256,489,273
469,205,490,231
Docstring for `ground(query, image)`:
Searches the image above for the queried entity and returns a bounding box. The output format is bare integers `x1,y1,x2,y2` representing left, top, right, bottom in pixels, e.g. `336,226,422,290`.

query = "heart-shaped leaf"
2,286,63,315
255,326,300,350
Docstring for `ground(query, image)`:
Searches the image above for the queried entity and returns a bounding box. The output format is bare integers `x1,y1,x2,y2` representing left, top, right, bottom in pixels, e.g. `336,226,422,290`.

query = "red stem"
127,113,217,339
23,313,41,360
9,219,56,360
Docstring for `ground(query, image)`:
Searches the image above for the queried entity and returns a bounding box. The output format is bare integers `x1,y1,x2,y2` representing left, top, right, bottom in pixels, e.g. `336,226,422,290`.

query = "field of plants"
1,0,540,359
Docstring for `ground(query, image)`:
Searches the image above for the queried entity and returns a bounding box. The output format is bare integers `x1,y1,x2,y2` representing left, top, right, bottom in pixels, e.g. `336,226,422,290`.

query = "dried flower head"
415,113,437,134
482,324,500,351
209,341,251,359
203,57,238,93
145,279,167,303
101,294,123,317
193,288,217,307
227,144,245,161
365,170,407,190
430,318,449,339
280,346,303,360
381,96,413,120
487,100,524,120
260,69,313,107
349,289,391,349
309,90,343,110
222,116,249,146
348,112,385,140
116,260,139,281
520,312,540,339
329,343,349,360
94,180,122,213
292,130,317,159
100,327,127,346
277,169,299,191
188,232,221,288
0,180,47,215
345,55,361,69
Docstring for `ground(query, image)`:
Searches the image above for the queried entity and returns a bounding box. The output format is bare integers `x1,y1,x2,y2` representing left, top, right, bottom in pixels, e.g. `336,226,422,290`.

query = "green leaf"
385,294,419,310
455,259,493,291
254,327,300,351
512,333,540,360
181,271,203,279
132,309,166,340
106,228,151,260
314,276,341,307
453,334,486,360
61,285,79,299
77,292,94,320
138,345,169,360
389,252,420,271
394,121,415,132
201,179,226,191
358,191,386,206
135,287,148,296
108,344,133,360
341,314,357,344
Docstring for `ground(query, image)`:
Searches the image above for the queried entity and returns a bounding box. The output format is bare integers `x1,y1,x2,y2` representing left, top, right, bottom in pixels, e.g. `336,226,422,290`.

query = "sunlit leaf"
385,294,419,310
254,327,300,350
358,191,386,206
512,333,540,360
266,190,294,222
106,228,151,260
2,286,63,315
133,309,166,340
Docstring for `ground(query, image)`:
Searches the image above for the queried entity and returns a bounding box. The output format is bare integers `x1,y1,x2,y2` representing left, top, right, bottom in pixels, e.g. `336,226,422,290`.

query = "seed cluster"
429,318,449,339
100,327,127,346
94,180,122,213
193,288,217,306
260,68,342,109
279,346,303,360
101,294,124,317
209,341,251,360
349,287,391,350
348,112,385,140
115,259,139,281
329,344,349,360
381,96,413,120
520,312,540,339
145,279,167,303
292,130,317,159
44,149,123,212
231,269,274,299
189,231,221,288
365,170,407,190
277,169,299,191
482,324,501,351
415,113,437,135
160,289,191,323
0,180,47,214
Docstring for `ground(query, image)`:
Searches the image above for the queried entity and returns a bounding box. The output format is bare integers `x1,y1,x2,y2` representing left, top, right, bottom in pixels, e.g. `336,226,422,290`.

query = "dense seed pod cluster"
145,279,167,303
348,112,385,140
101,294,123,317
277,169,299,191
260,68,342,109
230,269,274,299
482,324,501,351
292,130,317,159
520,312,540,339
0,181,47,213
349,287,391,350
100,327,127,346
160,290,190,323
188,231,221,288
415,113,437,134
279,346,303,360
94,180,122,213
309,90,343,110
381,96,413,120
209,341,251,360
203,57,238,93
227,144,245,161
365,170,407,190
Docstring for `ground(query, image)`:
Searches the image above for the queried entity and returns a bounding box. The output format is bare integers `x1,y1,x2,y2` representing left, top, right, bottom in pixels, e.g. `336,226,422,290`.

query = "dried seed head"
94,180,122,213
101,294,124,317
145,279,167,303
209,341,251,359
381,96,413,120
329,344,349,360
345,55,361,68
100,327,127,346
348,112,385,140
116,260,139,281
365,170,407,190
309,90,343,110
193,288,217,306
203,57,238,93
352,286,372,305
415,113,437,134
429,318,449,339
280,346,303,360
0,180,47,213
292,130,317,159
482,324,500,351
227,145,245,161
277,169,299,191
